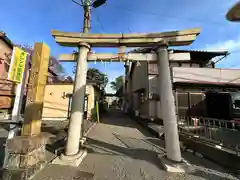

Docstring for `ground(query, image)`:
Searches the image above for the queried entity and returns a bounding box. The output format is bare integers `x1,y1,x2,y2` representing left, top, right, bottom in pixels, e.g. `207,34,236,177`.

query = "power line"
229,50,240,55
216,53,240,68
91,11,110,87
92,9,105,33
93,9,134,35
110,5,226,28
127,26,133,33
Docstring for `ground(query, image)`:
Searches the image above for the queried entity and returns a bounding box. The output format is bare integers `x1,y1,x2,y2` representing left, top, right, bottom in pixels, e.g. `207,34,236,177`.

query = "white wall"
172,67,240,84
149,75,158,94
131,62,149,116
132,62,148,92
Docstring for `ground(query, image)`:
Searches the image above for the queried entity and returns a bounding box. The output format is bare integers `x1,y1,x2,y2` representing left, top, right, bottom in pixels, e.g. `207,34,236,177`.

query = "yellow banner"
8,47,27,83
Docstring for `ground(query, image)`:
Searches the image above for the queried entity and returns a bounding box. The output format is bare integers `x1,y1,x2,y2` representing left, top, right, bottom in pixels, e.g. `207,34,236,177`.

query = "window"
140,92,145,103
177,93,188,107
232,92,240,109
234,100,240,109
181,63,190,67
190,63,200,67
170,62,178,67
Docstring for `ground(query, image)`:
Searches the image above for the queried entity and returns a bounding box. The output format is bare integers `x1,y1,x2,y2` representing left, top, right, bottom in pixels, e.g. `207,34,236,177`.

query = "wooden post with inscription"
22,42,50,136
3,43,51,180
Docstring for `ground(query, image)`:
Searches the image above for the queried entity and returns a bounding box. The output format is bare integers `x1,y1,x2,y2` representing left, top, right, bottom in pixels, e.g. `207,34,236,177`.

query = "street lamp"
72,0,106,8
92,0,106,8
226,2,240,22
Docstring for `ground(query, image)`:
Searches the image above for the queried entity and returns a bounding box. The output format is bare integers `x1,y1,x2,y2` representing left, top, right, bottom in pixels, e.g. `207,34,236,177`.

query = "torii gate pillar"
53,43,90,166
64,43,90,156
157,44,182,162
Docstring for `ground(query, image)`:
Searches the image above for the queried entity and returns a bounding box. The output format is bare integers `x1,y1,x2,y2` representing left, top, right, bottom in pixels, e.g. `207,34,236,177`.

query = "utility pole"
64,0,91,158
83,4,90,33
57,0,106,166
80,0,90,139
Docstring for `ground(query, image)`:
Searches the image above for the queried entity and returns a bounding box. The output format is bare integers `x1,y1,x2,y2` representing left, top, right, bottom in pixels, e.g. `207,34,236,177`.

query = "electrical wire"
110,4,226,28
93,10,105,33
229,50,240,55
209,48,240,68
91,11,109,88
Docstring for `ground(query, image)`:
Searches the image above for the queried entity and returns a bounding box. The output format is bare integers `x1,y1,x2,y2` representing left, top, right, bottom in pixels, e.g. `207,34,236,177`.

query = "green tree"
110,75,124,92
73,67,108,88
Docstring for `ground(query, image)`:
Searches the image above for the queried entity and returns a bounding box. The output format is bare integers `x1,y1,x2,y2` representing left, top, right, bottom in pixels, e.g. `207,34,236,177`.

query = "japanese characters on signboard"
8,47,27,83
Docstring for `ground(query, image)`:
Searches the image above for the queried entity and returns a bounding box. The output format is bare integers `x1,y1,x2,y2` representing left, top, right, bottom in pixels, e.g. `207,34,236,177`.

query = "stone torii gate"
51,28,201,167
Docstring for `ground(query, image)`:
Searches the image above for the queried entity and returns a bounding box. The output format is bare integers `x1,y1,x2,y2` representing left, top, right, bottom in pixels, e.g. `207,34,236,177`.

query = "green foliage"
73,67,108,88
87,68,108,88
110,75,123,92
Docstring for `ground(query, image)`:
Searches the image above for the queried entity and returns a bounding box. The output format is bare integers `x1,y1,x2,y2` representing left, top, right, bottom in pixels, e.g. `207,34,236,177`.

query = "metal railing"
178,116,240,155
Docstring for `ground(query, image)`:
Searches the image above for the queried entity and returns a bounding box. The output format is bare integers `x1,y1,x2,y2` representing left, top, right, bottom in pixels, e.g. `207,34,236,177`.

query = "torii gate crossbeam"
51,28,200,47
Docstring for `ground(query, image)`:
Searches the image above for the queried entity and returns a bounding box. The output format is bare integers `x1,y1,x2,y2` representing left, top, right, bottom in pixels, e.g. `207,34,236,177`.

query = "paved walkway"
34,110,239,180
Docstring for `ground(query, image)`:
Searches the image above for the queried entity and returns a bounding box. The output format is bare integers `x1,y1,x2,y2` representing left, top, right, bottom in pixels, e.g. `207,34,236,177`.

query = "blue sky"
1,0,240,93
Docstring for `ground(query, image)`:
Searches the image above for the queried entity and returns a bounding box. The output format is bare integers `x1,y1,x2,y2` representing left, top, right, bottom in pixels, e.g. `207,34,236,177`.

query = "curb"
129,115,205,159
46,121,98,163
84,122,97,136
130,116,159,138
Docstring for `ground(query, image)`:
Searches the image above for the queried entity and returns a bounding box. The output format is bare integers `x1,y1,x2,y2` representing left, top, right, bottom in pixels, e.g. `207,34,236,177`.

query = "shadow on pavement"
0,123,11,131
42,119,95,156
85,134,238,180
86,137,162,168
101,110,154,137
145,137,239,179
101,110,137,128
32,164,94,180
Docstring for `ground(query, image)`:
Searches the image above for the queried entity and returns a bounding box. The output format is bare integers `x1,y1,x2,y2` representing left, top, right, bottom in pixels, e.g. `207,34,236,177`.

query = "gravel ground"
77,110,239,180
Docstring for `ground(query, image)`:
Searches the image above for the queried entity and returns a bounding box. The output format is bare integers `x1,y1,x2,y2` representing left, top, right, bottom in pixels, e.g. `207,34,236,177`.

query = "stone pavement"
33,110,239,180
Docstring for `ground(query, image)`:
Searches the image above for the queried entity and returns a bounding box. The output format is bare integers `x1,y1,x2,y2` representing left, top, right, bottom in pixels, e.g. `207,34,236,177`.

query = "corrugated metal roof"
129,47,228,56
169,49,229,56
127,47,229,77
129,47,228,62
0,31,14,48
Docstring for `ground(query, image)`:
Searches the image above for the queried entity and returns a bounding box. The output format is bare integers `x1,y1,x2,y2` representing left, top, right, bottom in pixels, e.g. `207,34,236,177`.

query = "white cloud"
205,36,240,52
105,84,115,94
205,35,240,68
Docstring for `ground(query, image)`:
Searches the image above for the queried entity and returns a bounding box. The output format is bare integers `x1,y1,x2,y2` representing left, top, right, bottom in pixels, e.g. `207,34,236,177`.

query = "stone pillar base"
52,149,87,167
2,133,49,180
80,137,87,145
157,154,193,173
2,161,47,180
